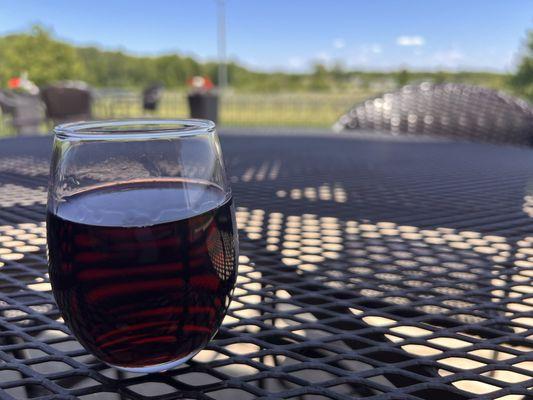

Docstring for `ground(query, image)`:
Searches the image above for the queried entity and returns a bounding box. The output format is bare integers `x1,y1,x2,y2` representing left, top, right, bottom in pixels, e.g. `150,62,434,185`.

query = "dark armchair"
41,81,92,124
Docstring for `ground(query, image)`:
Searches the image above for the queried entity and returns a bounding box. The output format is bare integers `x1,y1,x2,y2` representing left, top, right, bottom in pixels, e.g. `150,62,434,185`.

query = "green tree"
154,55,185,86
433,71,449,84
0,25,85,86
309,64,329,91
77,48,159,87
0,25,514,92
510,31,533,101
395,69,410,87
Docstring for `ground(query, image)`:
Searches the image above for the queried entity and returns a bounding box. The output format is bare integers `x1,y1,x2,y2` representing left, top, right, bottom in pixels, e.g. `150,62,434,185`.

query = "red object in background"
8,77,21,89
187,76,214,91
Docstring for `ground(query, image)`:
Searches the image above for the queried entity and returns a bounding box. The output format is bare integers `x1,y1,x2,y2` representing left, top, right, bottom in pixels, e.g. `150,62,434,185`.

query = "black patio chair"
333,82,533,146
0,90,45,135
41,81,92,124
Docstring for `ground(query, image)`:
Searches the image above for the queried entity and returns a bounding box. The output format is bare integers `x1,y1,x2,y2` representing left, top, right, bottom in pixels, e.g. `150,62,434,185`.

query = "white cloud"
503,50,517,70
432,49,463,67
333,38,346,49
316,52,332,63
288,57,304,69
370,44,382,54
396,35,425,47
351,55,369,65
346,43,383,67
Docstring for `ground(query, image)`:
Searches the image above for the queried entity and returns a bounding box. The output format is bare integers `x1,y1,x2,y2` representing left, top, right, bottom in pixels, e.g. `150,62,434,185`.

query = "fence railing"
93,90,377,128
1,90,380,136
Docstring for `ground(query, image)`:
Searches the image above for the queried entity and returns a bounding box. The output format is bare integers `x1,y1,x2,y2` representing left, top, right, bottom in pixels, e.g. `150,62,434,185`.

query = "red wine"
47,179,238,369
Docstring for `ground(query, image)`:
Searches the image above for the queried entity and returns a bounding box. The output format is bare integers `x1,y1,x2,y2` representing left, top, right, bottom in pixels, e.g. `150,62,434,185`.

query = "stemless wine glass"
46,119,238,373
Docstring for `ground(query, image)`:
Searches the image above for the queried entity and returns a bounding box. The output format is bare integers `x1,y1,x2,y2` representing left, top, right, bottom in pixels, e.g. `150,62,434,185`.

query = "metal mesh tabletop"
0,132,531,400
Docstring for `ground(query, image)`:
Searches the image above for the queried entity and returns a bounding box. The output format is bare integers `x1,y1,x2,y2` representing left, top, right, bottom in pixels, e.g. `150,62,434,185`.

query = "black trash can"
187,92,218,123
143,84,164,111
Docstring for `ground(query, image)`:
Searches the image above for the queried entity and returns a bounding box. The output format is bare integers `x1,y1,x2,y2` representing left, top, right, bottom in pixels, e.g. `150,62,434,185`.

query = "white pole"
217,0,227,90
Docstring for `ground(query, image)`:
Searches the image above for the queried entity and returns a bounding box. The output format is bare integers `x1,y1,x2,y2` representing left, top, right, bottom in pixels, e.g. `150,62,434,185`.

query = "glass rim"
53,118,216,141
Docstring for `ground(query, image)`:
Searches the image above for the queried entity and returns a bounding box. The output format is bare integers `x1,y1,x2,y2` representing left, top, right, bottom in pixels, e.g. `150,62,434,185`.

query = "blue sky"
0,0,531,72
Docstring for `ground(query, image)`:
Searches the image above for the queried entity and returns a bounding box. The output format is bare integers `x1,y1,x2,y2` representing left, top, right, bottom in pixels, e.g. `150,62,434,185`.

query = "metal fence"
93,90,374,128
1,90,379,136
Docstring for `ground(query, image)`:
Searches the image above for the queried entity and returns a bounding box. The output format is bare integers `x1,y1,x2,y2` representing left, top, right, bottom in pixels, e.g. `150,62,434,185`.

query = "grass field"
0,90,380,136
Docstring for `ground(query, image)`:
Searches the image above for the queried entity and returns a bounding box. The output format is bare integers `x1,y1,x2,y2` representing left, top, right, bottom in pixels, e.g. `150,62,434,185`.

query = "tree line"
0,26,530,99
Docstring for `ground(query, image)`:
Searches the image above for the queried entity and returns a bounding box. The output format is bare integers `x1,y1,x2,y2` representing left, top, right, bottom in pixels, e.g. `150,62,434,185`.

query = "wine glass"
47,119,238,372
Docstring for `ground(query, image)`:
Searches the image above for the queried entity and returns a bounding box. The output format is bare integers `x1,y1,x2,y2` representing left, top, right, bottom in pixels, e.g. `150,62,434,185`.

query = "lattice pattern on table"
0,157,49,178
0,134,531,400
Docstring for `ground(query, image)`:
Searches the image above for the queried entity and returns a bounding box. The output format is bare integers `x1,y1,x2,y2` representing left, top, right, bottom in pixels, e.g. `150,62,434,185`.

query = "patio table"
0,131,531,399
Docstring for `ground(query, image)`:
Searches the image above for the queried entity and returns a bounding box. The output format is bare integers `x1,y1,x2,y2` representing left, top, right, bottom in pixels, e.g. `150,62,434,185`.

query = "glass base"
107,350,199,373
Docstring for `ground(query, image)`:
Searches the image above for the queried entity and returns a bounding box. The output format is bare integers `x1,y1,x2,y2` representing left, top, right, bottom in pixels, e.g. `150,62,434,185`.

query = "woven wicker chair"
333,82,533,146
